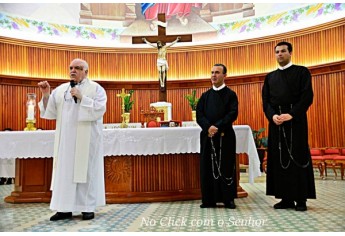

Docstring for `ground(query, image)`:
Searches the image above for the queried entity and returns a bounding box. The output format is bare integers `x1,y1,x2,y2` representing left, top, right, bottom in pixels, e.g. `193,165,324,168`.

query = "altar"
0,125,261,203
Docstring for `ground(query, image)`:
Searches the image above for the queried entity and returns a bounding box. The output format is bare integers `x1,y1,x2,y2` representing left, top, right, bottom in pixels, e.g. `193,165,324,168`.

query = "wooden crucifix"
132,13,192,102
116,88,130,128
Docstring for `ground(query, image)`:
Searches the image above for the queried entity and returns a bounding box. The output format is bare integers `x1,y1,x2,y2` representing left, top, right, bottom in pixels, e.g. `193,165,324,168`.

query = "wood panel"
5,155,202,203
1,17,344,148
0,19,344,81
309,72,345,147
6,153,249,203
1,63,344,148
5,158,53,203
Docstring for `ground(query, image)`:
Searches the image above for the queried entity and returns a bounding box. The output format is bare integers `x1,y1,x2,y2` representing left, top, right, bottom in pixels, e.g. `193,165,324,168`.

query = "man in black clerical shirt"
262,42,316,211
196,64,238,209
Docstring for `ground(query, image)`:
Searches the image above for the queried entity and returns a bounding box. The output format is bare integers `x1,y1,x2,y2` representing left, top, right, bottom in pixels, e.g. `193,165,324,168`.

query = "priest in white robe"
38,58,107,221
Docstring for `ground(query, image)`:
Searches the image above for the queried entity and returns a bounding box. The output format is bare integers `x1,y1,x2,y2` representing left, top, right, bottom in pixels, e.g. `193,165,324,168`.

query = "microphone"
70,80,77,103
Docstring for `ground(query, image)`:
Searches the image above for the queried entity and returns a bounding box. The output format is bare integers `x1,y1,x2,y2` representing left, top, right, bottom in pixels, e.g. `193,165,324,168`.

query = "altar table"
0,125,260,203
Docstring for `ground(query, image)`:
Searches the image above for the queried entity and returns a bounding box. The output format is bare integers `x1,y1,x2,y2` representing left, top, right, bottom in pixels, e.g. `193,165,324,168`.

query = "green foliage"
185,89,199,111
124,90,135,113
252,128,268,148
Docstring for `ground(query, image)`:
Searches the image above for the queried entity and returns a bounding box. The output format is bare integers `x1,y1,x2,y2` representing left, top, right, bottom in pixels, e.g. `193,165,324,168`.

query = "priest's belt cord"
278,105,310,169
210,133,235,186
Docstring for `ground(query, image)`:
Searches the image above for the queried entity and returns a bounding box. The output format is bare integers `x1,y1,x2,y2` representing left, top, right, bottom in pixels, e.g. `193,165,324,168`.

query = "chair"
332,148,345,180
262,148,325,177
322,148,340,179
310,148,325,179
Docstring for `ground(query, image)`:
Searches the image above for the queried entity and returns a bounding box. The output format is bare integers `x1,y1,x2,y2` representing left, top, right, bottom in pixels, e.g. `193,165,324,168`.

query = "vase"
192,110,196,121
123,112,130,125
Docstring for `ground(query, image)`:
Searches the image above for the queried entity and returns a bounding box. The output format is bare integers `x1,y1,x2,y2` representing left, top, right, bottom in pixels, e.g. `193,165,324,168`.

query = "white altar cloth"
0,125,261,183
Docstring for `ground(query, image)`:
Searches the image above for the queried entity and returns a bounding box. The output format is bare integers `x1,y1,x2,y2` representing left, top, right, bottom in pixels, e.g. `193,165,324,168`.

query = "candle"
28,104,35,120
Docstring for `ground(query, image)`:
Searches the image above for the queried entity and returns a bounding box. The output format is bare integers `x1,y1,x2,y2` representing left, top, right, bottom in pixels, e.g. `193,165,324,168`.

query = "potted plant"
252,128,268,172
185,89,199,121
123,90,135,124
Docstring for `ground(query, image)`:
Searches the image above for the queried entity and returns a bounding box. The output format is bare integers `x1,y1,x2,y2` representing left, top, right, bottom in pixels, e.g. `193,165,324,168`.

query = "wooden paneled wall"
1,64,344,148
0,19,344,81
308,71,345,147
0,19,344,148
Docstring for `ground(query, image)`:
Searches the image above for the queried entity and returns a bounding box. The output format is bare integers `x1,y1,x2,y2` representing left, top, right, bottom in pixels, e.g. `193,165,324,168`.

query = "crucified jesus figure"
142,36,181,91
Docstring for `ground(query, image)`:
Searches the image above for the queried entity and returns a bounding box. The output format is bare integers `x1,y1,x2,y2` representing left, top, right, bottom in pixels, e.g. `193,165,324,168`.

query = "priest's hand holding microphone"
70,80,82,103
69,64,84,103
38,80,82,106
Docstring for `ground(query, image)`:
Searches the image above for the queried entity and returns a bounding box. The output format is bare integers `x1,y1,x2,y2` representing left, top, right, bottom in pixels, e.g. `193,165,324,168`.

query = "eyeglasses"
64,85,73,102
69,66,84,71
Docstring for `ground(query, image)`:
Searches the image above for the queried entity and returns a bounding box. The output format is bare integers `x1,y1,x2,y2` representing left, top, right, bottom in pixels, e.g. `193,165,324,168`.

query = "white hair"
72,58,89,70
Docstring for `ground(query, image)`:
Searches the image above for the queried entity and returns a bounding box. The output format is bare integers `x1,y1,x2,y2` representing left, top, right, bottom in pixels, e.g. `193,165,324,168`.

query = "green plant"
185,89,199,110
252,128,268,148
124,90,135,113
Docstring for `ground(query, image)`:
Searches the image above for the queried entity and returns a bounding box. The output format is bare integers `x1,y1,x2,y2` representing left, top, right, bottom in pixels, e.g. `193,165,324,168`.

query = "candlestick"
27,103,35,120
24,93,37,131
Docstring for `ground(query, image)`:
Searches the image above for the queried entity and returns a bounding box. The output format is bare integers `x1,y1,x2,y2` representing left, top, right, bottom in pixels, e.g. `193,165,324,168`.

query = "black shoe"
224,200,236,209
0,177,6,185
82,212,94,220
50,212,72,221
295,201,307,211
5,178,12,185
273,200,295,209
200,203,216,208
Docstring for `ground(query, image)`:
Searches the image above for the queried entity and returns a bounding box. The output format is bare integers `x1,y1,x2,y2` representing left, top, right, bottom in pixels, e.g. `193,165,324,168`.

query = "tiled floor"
0,172,344,232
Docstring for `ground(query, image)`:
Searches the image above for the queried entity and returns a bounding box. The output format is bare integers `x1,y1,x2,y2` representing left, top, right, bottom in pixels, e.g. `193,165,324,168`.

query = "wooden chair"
262,148,325,177
332,148,345,180
310,148,325,179
322,148,340,179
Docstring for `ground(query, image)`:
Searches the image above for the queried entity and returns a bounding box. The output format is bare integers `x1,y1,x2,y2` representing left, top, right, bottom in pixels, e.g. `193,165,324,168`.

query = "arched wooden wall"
0,19,344,148
0,19,344,80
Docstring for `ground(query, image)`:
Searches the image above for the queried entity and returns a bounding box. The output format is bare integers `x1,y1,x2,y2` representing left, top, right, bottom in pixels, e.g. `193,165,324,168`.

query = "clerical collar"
213,83,226,91
278,62,293,70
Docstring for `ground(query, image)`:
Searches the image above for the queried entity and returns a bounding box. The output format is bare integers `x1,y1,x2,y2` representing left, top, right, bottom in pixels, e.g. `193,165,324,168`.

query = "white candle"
28,104,35,120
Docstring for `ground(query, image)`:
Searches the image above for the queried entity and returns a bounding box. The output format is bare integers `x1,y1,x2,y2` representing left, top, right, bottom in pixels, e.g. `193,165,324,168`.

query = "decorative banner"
0,3,344,46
